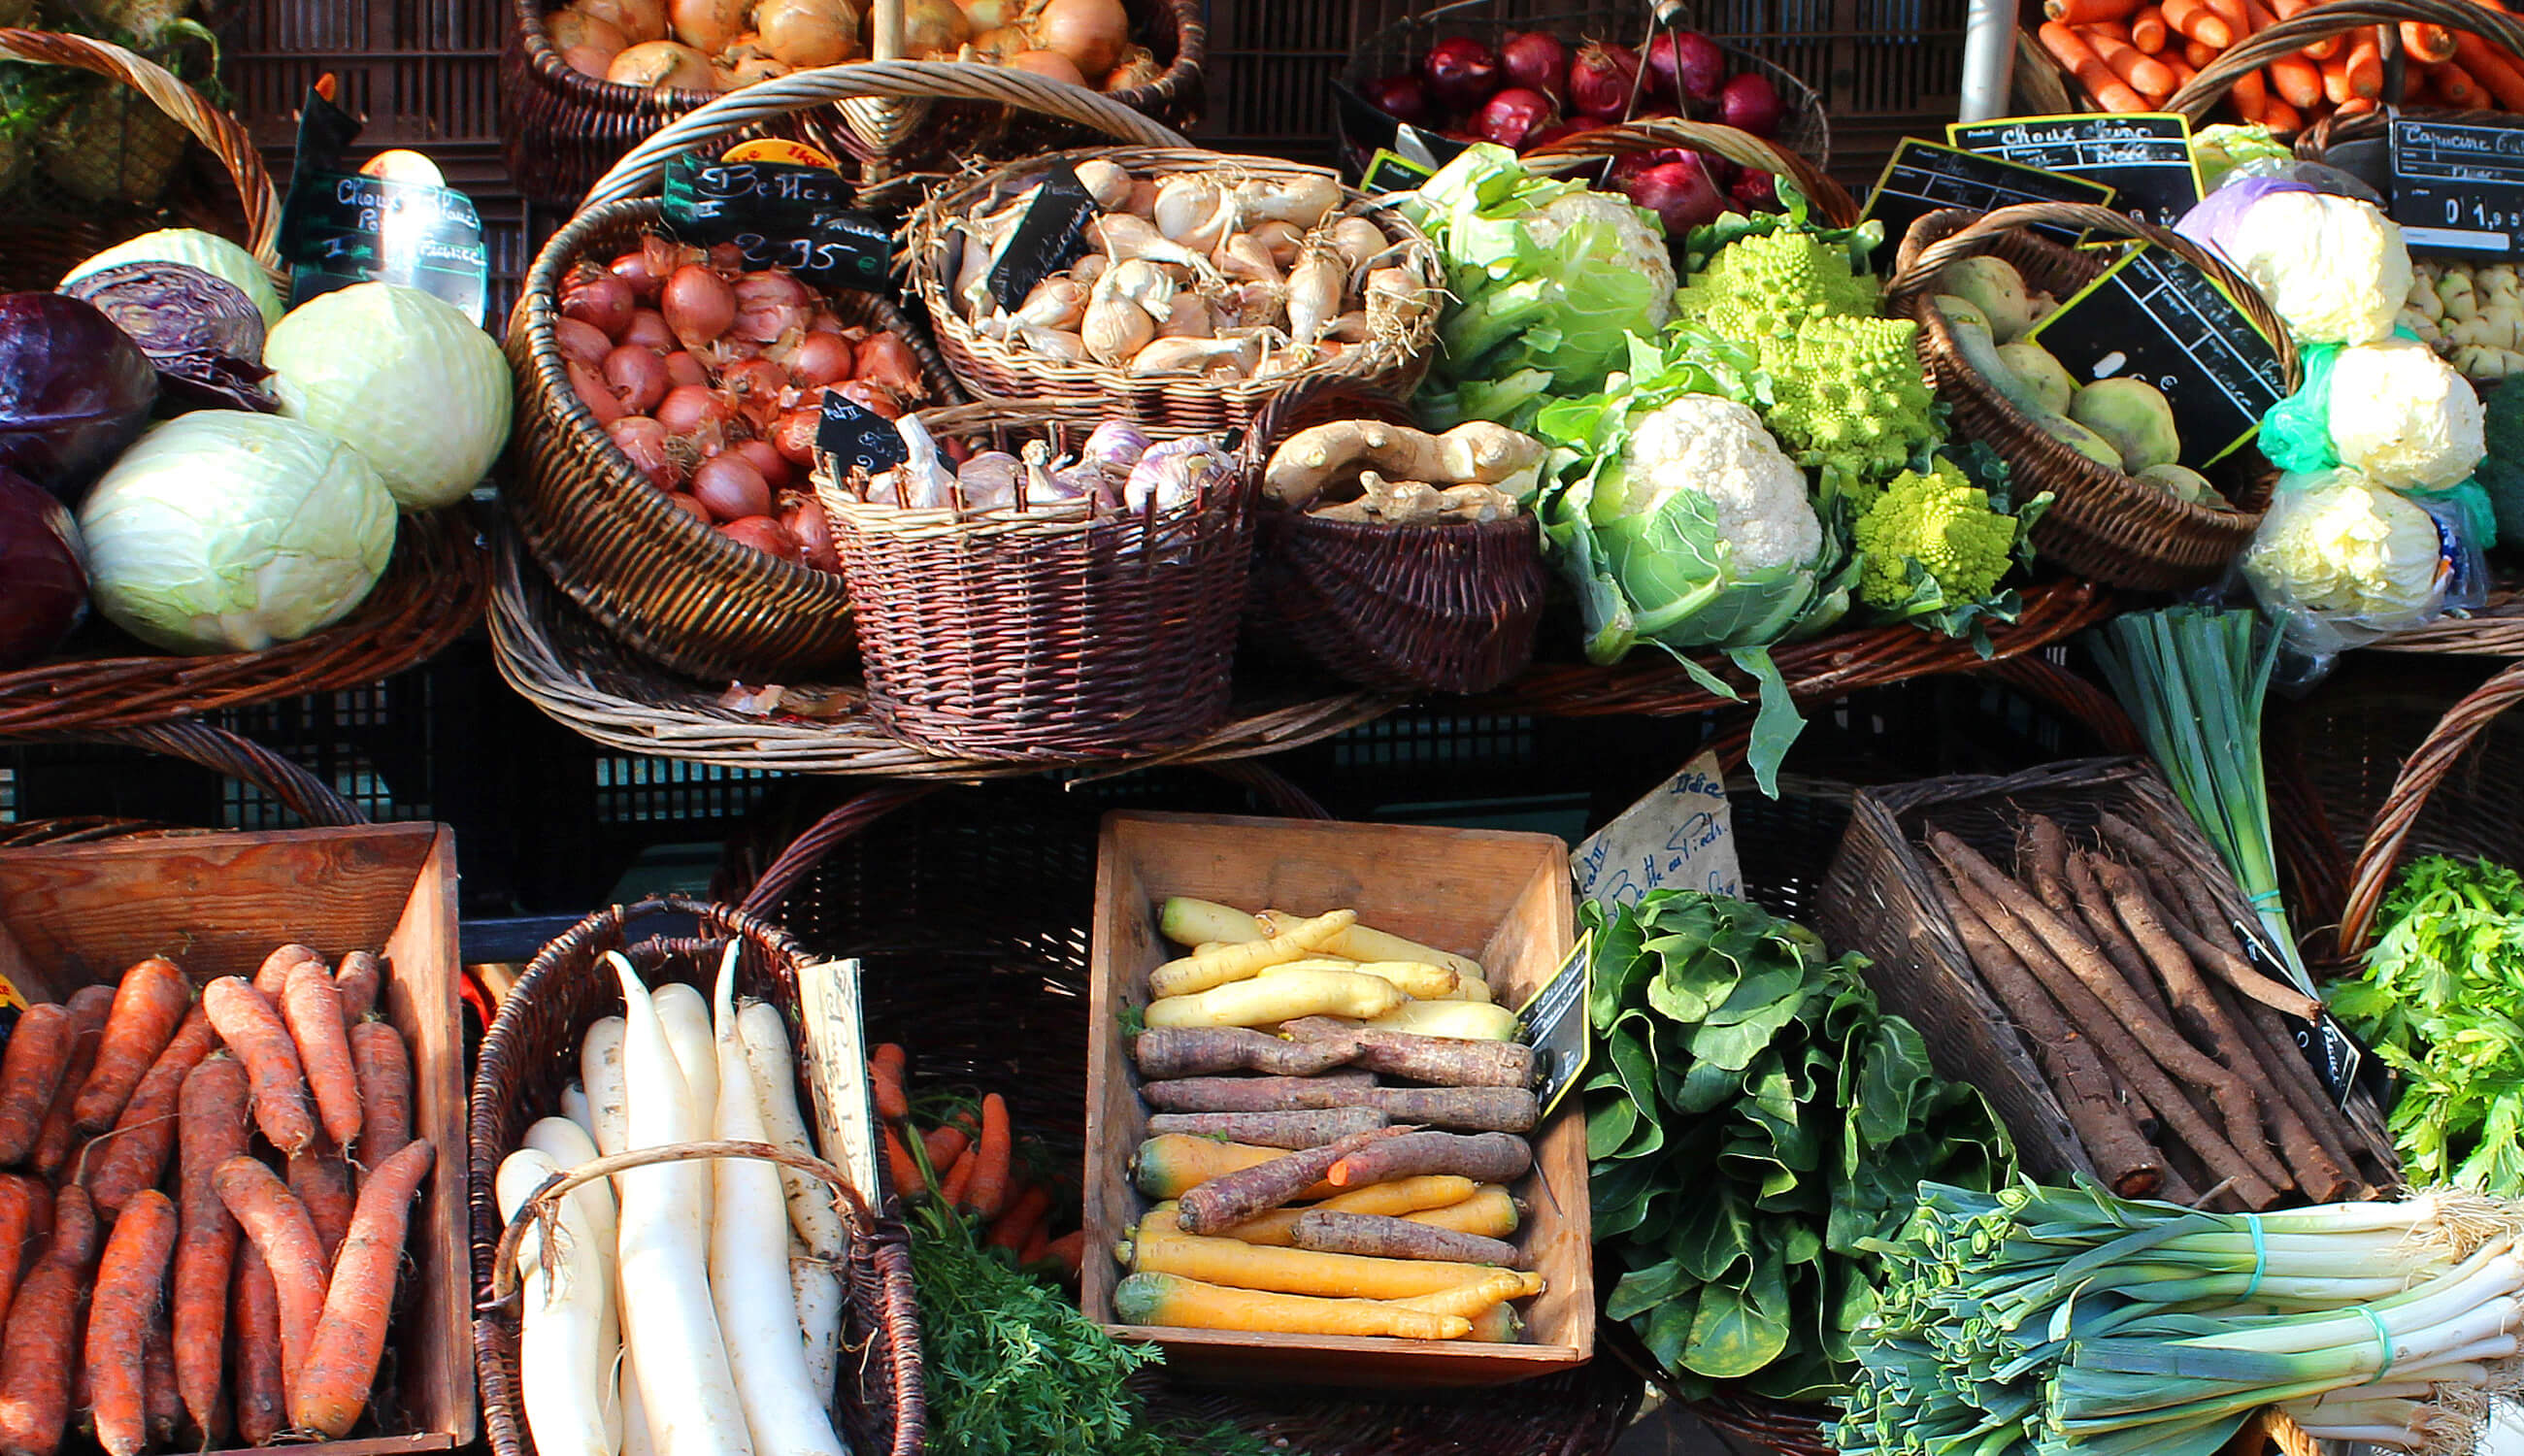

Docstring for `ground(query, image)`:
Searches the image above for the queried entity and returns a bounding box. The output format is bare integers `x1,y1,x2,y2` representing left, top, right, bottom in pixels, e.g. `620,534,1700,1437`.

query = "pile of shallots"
946,158,1429,382
830,415,1237,518
558,235,933,570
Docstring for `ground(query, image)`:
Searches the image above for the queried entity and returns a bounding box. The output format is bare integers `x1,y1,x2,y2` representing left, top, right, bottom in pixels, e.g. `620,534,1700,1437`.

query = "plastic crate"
227,0,504,150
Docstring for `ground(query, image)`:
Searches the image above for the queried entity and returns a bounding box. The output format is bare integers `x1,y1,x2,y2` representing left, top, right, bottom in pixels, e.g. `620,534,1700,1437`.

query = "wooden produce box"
0,823,473,1456
1084,811,1590,1387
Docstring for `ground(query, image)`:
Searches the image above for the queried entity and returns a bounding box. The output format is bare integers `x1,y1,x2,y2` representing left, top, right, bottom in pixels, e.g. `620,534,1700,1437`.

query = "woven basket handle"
2222,1406,2323,1456
0,27,281,279
581,59,1191,211
2164,0,2524,117
23,719,367,828
1521,118,1858,227
2337,656,2524,958
1880,201,2303,385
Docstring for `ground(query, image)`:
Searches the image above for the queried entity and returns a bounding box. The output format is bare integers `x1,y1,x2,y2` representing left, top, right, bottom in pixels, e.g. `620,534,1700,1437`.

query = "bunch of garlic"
947,157,1431,381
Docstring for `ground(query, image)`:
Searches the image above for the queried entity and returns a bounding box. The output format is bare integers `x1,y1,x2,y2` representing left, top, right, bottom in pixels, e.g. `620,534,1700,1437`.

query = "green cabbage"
63,228,283,328
265,282,513,511
77,413,397,653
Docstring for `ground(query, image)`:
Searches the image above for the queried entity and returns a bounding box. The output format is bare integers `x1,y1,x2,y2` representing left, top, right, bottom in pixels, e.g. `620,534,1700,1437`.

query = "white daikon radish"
712,946,849,1456
581,1018,629,1157
499,1147,614,1456
737,1002,848,1261
621,1356,656,1456
789,1255,845,1409
608,951,752,1456
523,1116,623,1451
652,981,719,1232
560,1081,597,1141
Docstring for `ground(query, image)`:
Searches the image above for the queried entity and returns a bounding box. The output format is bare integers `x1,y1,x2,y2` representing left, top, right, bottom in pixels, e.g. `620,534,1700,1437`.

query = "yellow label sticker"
723,138,838,169
0,976,25,1013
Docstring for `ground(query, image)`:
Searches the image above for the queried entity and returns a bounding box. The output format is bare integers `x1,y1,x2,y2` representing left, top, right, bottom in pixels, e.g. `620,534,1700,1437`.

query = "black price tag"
2230,921,2381,1109
814,393,908,477
1864,139,2118,248
1331,79,1471,186
1948,114,2202,229
660,156,889,291
985,164,1100,314
1517,930,1593,1122
2021,244,2287,468
281,170,489,324
1361,149,1438,197
2389,116,2524,257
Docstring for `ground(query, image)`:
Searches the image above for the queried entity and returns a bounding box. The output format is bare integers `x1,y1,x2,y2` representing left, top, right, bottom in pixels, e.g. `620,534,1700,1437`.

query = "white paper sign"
1571,750,1741,911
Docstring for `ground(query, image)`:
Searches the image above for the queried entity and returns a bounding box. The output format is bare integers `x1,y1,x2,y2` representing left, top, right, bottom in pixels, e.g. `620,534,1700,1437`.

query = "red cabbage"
0,465,87,669
0,293,160,499
59,263,277,414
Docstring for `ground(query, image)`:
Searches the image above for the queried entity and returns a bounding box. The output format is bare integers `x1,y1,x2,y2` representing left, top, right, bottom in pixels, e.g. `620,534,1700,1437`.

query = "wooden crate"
0,823,473,1456
1083,811,1590,1387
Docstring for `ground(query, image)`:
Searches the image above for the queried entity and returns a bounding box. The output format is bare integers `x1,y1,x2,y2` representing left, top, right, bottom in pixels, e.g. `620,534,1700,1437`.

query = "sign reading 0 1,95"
660,154,892,291
2390,116,2524,257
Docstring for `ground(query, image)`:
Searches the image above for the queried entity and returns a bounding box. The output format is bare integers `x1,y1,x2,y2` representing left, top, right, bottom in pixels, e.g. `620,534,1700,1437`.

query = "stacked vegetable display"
0,944,426,1453
540,0,1162,93
562,235,935,568
1111,898,1545,1342
494,948,852,1456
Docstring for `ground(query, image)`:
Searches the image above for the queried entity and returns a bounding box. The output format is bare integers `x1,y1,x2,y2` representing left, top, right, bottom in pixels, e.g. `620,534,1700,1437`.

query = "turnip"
737,1002,848,1262
499,1149,614,1456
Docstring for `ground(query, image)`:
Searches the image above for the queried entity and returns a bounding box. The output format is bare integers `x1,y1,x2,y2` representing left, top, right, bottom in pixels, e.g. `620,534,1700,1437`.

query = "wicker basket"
904,146,1445,431
499,0,1207,210
1521,114,1859,224
1339,4,1832,175
0,717,367,846
1883,203,2290,592
814,399,1258,761
467,893,923,1456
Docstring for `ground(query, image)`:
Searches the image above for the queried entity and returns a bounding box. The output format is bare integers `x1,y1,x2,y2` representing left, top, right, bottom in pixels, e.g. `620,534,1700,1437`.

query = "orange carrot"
2438,59,2489,106
2187,36,2220,66
2260,92,2305,130
174,1055,248,1441
282,961,361,1151
882,1127,921,1196
213,1156,327,1396
2048,0,2144,21
230,1253,283,1446
2205,0,2252,39
0,1176,40,1336
920,1124,969,1180
2231,63,2273,119
939,1144,978,1208
2268,50,2324,106
2043,20,2150,108
867,1044,909,1124
347,1020,411,1172
2132,4,2171,50
287,1143,356,1266
1018,1224,1050,1266
85,1188,176,1456
28,989,112,1179
2455,30,2524,107
2321,50,2355,103
332,951,382,1025
2405,19,2460,60
2337,95,2378,116
73,958,191,1134
1046,1230,1085,1277
252,945,322,1001
966,1094,1013,1220
2162,50,2200,86
2301,32,2342,60
2083,17,2134,42
0,1185,96,1456
986,1184,1054,1252
83,1005,218,1215
2344,31,2385,97
2088,26,2183,96
289,1139,432,1438
141,1312,175,1448
0,1003,75,1168
2164,0,2234,47
200,977,316,1157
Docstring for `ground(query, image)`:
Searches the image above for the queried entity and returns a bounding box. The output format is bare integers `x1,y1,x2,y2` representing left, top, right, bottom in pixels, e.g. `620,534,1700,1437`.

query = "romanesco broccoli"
1852,459,2016,612
1672,228,1878,342
1760,314,1938,489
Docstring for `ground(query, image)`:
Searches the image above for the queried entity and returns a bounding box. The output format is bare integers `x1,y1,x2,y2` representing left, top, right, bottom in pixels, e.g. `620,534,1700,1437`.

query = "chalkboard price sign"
1360,148,1438,196
815,392,910,477
1517,930,1593,1122
985,164,1100,313
278,85,489,321
2390,116,2524,257
2022,245,2288,469
1947,113,2203,228
1863,138,2117,246
661,155,889,290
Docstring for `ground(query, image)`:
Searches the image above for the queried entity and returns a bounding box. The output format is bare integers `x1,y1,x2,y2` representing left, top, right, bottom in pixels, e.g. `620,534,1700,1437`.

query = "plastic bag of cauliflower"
2242,467,2482,667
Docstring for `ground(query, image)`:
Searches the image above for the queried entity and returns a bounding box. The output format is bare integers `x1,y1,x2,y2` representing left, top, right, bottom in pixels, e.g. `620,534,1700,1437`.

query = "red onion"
1475,86,1557,147
1618,156,1727,236
780,494,839,572
719,514,803,563
608,415,683,488
1525,120,1586,150
663,350,709,389
1732,167,1779,210
1569,41,1642,121
1610,146,1693,185
1420,36,1499,113
568,358,624,424
1718,72,1782,137
732,270,813,344
604,344,671,414
657,383,738,440
611,248,667,302
853,332,923,398
662,264,738,350
790,330,855,386
735,438,793,488
665,491,714,524
563,268,636,340
771,408,821,466
692,454,773,522
1499,31,1567,105
555,316,614,369
834,380,904,419
1362,72,1431,124
621,308,677,354
1649,30,1728,104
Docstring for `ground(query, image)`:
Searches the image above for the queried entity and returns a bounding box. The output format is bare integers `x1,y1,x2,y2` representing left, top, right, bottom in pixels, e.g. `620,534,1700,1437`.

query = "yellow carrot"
1126,1209,1502,1299
1113,1272,1472,1340
1391,1269,1545,1319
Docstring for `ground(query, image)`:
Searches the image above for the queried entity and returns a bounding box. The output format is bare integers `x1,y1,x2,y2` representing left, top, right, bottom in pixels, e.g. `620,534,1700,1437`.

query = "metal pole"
1958,0,2018,121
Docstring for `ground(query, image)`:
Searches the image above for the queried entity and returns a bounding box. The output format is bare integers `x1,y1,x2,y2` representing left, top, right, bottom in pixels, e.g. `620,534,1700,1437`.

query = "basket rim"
903,144,1444,411
1521,116,1853,224
0,507,486,736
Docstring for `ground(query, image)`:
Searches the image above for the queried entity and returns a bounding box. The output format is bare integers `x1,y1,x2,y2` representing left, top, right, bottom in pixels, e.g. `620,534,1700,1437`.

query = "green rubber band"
2242,1213,2267,1300
2247,888,2285,909
2361,1306,2395,1383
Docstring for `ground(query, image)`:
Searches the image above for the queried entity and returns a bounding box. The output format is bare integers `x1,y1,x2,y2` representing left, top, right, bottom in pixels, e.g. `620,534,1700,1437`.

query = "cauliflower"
2327,336,2486,489
2243,469,2448,650
1852,459,2015,612
1759,314,1938,489
2220,191,2413,346
1617,394,1821,569
1527,190,1680,304
1672,227,1876,342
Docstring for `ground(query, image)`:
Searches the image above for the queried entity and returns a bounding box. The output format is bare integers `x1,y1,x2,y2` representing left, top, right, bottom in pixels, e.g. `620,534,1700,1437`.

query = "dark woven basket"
467,893,923,1456
0,717,368,843
504,197,957,682
815,399,1258,762
1884,204,2290,592
1521,115,1859,224
904,146,1444,432
717,781,1647,1456
498,0,1207,210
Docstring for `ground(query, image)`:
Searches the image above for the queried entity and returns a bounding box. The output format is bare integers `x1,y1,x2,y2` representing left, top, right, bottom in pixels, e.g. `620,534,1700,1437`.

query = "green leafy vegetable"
1584,892,2010,1402
2330,854,2524,1193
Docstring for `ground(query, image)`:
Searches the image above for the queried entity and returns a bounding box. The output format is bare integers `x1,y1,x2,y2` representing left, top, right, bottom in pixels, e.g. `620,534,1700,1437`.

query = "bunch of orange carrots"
870,1043,1084,1277
0,945,427,1456
2038,0,2524,129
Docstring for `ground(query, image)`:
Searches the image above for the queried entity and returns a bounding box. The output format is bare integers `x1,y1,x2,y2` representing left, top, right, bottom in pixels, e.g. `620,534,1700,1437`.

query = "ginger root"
1312,474,1521,526
1263,419,1544,508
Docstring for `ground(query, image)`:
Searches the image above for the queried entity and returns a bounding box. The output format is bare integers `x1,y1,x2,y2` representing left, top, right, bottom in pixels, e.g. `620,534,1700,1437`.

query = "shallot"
570,359,625,424
731,270,812,343
665,491,714,524
692,455,773,522
733,439,793,489
605,345,672,414
851,333,923,399
556,316,614,369
719,515,803,561
662,264,737,349
1034,0,1127,74
770,409,820,466
564,269,636,340
611,248,668,302
622,309,678,353
663,351,709,388
609,416,682,488
719,358,789,429
789,331,853,386
657,383,738,441
833,380,903,419
780,495,838,571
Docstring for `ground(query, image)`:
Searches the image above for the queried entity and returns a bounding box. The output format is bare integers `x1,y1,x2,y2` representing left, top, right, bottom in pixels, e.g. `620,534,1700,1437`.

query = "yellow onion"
576,0,666,43
1031,0,1127,77
898,0,970,55
1007,49,1085,84
608,39,714,87
548,9,627,60
756,0,861,67
669,0,748,53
